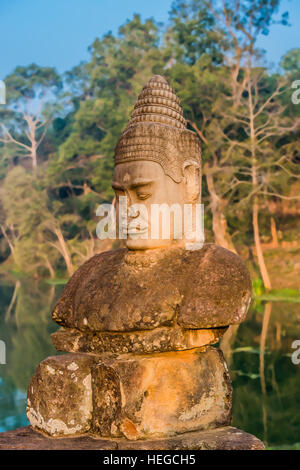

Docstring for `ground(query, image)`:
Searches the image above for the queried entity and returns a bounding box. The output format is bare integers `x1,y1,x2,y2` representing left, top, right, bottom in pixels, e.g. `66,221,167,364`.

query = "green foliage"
281,48,300,74
168,0,227,65
253,278,265,296
0,3,299,278
257,288,300,303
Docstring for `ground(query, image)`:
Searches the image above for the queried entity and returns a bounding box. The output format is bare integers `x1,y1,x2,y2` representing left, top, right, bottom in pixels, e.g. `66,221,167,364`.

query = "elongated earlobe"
183,162,201,203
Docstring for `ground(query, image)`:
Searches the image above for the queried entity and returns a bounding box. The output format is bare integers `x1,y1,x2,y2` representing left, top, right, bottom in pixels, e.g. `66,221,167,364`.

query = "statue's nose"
128,206,140,219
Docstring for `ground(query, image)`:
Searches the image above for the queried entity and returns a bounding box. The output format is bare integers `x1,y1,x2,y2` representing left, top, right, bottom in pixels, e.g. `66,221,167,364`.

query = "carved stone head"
113,75,202,250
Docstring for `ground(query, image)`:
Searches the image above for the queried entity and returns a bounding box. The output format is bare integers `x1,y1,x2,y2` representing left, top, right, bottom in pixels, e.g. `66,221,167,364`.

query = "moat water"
0,278,299,449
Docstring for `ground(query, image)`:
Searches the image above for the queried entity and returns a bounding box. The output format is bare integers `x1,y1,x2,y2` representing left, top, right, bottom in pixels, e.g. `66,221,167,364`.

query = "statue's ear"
182,161,201,203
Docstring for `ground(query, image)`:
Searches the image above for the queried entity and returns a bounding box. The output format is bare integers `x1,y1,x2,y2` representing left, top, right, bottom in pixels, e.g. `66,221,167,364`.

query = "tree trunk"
31,144,37,171
5,280,20,322
253,200,272,290
275,322,281,349
205,169,237,253
270,217,279,248
190,127,236,254
220,324,239,366
45,257,55,279
248,78,272,291
0,224,17,263
54,227,74,277
26,115,38,172
259,301,272,396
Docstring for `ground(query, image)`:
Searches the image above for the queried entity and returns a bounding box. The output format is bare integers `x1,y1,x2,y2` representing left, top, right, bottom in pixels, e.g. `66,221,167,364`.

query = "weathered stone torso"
52,243,251,332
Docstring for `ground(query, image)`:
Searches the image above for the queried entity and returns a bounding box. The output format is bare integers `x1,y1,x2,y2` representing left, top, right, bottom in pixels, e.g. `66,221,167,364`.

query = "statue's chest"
73,255,184,331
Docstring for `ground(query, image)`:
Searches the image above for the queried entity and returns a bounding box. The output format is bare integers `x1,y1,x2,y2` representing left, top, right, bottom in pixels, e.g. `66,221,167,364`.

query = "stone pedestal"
0,426,265,450
27,348,232,440
19,243,264,449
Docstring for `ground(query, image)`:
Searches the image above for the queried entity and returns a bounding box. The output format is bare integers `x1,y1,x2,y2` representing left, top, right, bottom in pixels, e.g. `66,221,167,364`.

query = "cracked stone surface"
91,347,232,440
52,244,252,332
26,348,232,440
51,325,228,354
27,353,96,437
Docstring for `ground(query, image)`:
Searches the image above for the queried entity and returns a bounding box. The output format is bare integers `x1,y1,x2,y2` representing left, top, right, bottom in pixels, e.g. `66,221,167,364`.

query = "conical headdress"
114,75,201,183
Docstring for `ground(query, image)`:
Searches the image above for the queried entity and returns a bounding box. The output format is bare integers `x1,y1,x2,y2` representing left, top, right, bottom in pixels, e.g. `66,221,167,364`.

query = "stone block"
91,347,232,440
27,353,95,437
51,326,227,354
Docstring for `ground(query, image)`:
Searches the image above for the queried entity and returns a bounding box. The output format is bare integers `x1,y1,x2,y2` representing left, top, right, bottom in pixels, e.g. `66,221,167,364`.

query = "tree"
281,48,300,75
167,0,227,65
50,15,165,201
43,15,167,275
166,1,239,250
165,62,236,250
199,0,298,288
0,64,62,172
1,166,77,277
168,0,300,286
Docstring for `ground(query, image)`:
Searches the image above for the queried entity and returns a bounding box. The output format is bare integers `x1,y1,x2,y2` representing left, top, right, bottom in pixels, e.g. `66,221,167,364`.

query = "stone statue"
113,74,202,251
23,76,264,449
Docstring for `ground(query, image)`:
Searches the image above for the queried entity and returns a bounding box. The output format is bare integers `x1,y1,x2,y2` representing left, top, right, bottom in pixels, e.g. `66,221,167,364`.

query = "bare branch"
254,84,285,118
0,124,31,151
259,191,300,200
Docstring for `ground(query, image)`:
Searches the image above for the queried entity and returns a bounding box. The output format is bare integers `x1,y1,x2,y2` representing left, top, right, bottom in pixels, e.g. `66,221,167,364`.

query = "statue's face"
113,161,187,250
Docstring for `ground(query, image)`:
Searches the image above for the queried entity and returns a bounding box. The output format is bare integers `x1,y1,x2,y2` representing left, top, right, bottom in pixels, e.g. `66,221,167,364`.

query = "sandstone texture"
0,426,265,450
52,243,252,332
26,348,232,439
91,347,232,440
118,425,265,450
27,353,95,437
51,325,227,354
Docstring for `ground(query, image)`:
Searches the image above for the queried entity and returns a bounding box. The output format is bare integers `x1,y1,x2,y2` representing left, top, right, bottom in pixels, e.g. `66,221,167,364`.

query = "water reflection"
0,278,299,448
224,301,300,449
0,279,61,432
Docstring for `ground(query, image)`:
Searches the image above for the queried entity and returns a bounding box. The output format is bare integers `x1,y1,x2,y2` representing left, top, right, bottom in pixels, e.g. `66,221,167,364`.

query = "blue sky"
0,0,299,78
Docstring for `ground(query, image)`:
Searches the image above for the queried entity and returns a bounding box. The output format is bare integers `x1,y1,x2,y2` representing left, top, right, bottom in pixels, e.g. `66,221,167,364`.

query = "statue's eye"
137,193,151,200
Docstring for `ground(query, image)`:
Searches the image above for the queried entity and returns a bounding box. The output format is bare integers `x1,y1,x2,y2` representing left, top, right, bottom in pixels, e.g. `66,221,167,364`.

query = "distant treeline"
0,0,299,289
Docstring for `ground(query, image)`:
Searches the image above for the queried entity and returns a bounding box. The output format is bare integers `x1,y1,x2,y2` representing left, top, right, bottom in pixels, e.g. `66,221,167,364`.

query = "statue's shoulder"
183,243,250,277
177,243,252,328
62,247,127,285
52,248,127,326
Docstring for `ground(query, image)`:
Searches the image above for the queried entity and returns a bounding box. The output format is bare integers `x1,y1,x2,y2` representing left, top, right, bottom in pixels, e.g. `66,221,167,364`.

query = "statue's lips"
123,222,149,237
127,227,149,238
